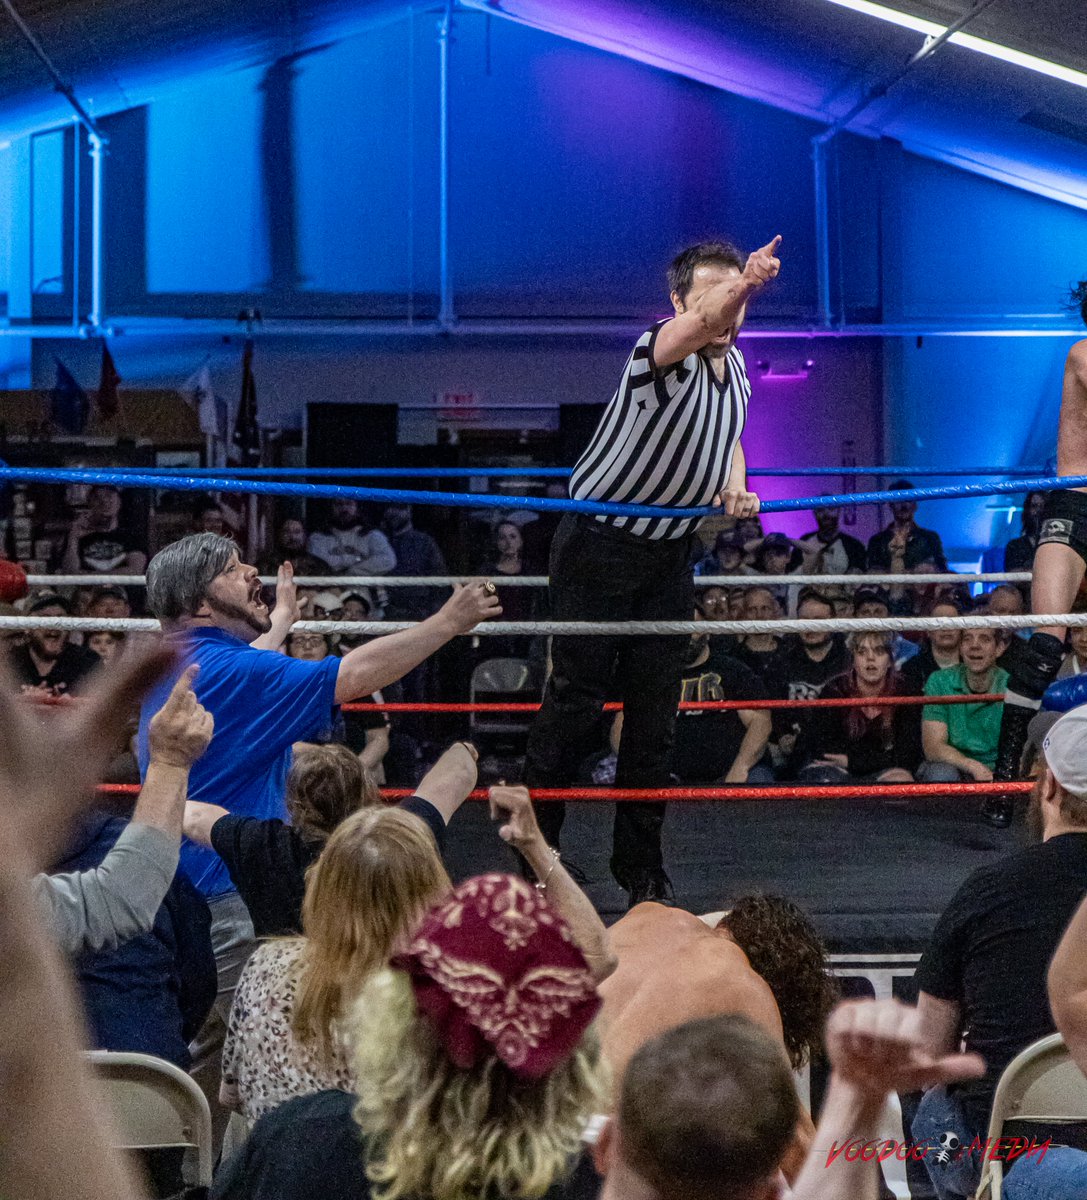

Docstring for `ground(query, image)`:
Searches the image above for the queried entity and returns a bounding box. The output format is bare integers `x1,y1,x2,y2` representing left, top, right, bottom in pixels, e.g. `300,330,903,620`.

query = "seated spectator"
694,584,730,621
33,661,211,955
986,582,1030,676
1004,489,1046,574
751,532,803,610
900,598,962,694
695,530,746,578
307,499,396,577
477,519,541,659
183,739,479,936
767,588,850,773
866,480,947,572
379,505,447,622
334,590,377,656
86,630,124,662
595,1000,982,1200
9,593,100,697
599,896,835,1179
853,585,920,668
59,483,147,575
85,585,130,620
621,605,771,786
193,502,229,537
798,499,866,574
212,872,610,1200
1060,621,1087,678
911,706,1087,1200
258,517,331,578
768,589,848,699
221,787,612,1123
55,809,215,1069
736,514,764,559
920,628,1008,784
797,631,922,784
734,587,784,679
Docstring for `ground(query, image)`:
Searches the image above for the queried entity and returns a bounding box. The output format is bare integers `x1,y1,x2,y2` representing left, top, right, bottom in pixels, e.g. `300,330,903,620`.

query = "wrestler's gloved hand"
1042,672,1087,713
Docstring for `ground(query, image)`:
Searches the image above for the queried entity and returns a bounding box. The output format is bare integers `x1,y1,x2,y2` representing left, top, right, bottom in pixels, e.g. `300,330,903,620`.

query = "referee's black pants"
524,514,695,882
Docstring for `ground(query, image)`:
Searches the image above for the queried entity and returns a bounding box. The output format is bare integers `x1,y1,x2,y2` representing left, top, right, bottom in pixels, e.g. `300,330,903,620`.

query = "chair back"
976,1033,1087,1199
469,657,538,735
85,1050,213,1186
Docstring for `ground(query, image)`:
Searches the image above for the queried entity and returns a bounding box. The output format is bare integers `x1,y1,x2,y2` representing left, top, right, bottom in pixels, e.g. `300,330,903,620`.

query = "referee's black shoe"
617,866,676,910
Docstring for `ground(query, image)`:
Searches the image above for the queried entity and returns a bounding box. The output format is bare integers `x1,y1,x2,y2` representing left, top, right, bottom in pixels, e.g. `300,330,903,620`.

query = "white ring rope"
28,571,1033,589
3,612,1082,636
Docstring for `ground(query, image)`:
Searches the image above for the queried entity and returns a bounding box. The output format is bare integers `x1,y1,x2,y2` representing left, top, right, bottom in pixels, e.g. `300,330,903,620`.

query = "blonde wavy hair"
351,968,608,1200
290,807,451,1062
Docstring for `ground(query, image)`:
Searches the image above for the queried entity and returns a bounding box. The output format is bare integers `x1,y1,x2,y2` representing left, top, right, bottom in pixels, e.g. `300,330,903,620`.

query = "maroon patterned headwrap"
392,873,601,1080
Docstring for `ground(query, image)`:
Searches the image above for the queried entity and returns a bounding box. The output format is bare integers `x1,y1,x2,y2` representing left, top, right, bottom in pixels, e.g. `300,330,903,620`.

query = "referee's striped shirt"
569,321,752,540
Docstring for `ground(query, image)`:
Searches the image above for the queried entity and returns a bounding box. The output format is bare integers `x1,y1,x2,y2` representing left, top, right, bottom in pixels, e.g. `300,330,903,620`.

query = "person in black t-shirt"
59,484,147,575
798,500,866,574
1003,489,1045,575
910,707,1087,1200
900,599,962,695
8,594,99,698
733,586,784,681
766,589,849,774
668,611,772,784
182,740,479,936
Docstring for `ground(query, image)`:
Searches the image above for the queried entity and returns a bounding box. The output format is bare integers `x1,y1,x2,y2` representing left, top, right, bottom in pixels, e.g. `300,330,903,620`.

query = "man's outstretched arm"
334,582,499,702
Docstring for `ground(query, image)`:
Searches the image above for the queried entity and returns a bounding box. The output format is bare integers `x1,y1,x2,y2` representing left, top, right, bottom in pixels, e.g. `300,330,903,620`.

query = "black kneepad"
1038,489,1087,563
1011,632,1066,700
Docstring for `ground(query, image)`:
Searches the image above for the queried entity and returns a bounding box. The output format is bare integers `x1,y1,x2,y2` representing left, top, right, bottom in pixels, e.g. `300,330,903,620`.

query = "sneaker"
981,794,1014,828
619,867,677,910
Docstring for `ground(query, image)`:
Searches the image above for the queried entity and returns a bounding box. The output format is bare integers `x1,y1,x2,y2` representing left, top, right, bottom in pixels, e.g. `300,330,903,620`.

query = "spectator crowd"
3,476,1087,1200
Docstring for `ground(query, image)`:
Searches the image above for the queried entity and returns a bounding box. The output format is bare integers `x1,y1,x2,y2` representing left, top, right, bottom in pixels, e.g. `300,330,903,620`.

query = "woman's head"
351,874,607,1200
849,631,894,687
292,808,451,1060
286,743,380,841
494,521,523,559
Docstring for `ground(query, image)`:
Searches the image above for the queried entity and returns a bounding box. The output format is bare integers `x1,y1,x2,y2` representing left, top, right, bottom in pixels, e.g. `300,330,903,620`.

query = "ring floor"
442,792,1027,949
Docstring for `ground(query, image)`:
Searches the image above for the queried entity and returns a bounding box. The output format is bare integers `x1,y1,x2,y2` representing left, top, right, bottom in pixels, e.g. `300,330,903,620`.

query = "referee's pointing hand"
743,235,782,288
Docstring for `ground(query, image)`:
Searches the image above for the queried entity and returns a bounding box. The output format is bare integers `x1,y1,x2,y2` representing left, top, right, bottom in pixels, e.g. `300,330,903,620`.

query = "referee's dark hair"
668,241,745,303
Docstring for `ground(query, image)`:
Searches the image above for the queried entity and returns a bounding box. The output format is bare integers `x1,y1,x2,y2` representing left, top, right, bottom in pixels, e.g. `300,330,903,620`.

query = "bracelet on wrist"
534,846,561,893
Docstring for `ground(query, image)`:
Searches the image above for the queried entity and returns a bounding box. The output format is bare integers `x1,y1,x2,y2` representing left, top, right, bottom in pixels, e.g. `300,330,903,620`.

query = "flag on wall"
231,339,260,466
50,359,89,435
182,362,224,439
96,343,122,419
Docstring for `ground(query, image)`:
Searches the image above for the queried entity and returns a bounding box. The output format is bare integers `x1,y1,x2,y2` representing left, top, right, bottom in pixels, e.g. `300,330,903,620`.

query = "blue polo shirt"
137,628,341,898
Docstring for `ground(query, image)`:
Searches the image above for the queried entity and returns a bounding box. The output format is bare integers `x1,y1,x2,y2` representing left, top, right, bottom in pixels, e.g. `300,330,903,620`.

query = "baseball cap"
1041,708,1087,798
27,592,71,615
854,585,891,610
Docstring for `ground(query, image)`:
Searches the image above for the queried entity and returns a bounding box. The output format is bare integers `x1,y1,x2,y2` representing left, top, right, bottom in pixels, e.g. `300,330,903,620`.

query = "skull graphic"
932,1132,961,1166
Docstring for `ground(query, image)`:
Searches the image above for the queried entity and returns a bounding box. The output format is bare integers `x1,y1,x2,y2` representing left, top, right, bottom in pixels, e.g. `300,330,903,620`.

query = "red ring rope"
96,781,1033,801
341,694,1003,713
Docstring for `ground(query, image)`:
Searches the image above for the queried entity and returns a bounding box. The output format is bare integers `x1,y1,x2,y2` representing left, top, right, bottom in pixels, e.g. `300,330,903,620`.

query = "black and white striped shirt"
569,321,752,540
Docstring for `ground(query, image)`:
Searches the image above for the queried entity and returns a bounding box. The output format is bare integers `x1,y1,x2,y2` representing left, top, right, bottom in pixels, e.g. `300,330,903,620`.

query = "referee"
524,236,781,907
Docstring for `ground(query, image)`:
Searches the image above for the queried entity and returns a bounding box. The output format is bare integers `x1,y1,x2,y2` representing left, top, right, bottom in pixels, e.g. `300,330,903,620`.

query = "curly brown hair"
719,895,837,1070
285,742,380,842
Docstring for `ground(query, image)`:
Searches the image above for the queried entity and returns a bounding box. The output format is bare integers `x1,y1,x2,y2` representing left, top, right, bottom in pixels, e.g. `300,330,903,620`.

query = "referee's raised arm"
654,236,782,369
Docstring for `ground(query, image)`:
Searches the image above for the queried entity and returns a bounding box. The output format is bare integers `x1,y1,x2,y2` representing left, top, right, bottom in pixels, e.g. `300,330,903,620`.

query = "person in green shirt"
919,628,1010,783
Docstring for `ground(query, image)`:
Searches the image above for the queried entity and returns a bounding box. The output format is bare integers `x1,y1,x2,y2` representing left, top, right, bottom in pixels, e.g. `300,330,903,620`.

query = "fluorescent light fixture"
821,0,1087,90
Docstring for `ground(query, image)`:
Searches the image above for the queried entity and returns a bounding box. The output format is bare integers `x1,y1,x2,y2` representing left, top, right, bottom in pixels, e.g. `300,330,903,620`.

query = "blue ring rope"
0,465,1073,519
98,464,1045,480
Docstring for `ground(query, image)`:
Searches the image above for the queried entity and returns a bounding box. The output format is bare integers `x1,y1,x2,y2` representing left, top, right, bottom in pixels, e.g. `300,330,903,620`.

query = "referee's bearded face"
202,552,273,640
671,264,746,355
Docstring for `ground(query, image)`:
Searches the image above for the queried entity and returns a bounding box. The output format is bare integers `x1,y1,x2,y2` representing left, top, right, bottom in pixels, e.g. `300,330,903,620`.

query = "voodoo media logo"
825,1133,1051,1168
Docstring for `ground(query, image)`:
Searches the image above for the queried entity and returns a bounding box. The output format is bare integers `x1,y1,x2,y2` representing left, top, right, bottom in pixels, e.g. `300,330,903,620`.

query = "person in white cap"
908,705,1087,1200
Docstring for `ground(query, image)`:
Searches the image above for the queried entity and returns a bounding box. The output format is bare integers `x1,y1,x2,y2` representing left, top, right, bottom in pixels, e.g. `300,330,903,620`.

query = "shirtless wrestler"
599,897,837,1182
992,281,1087,825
